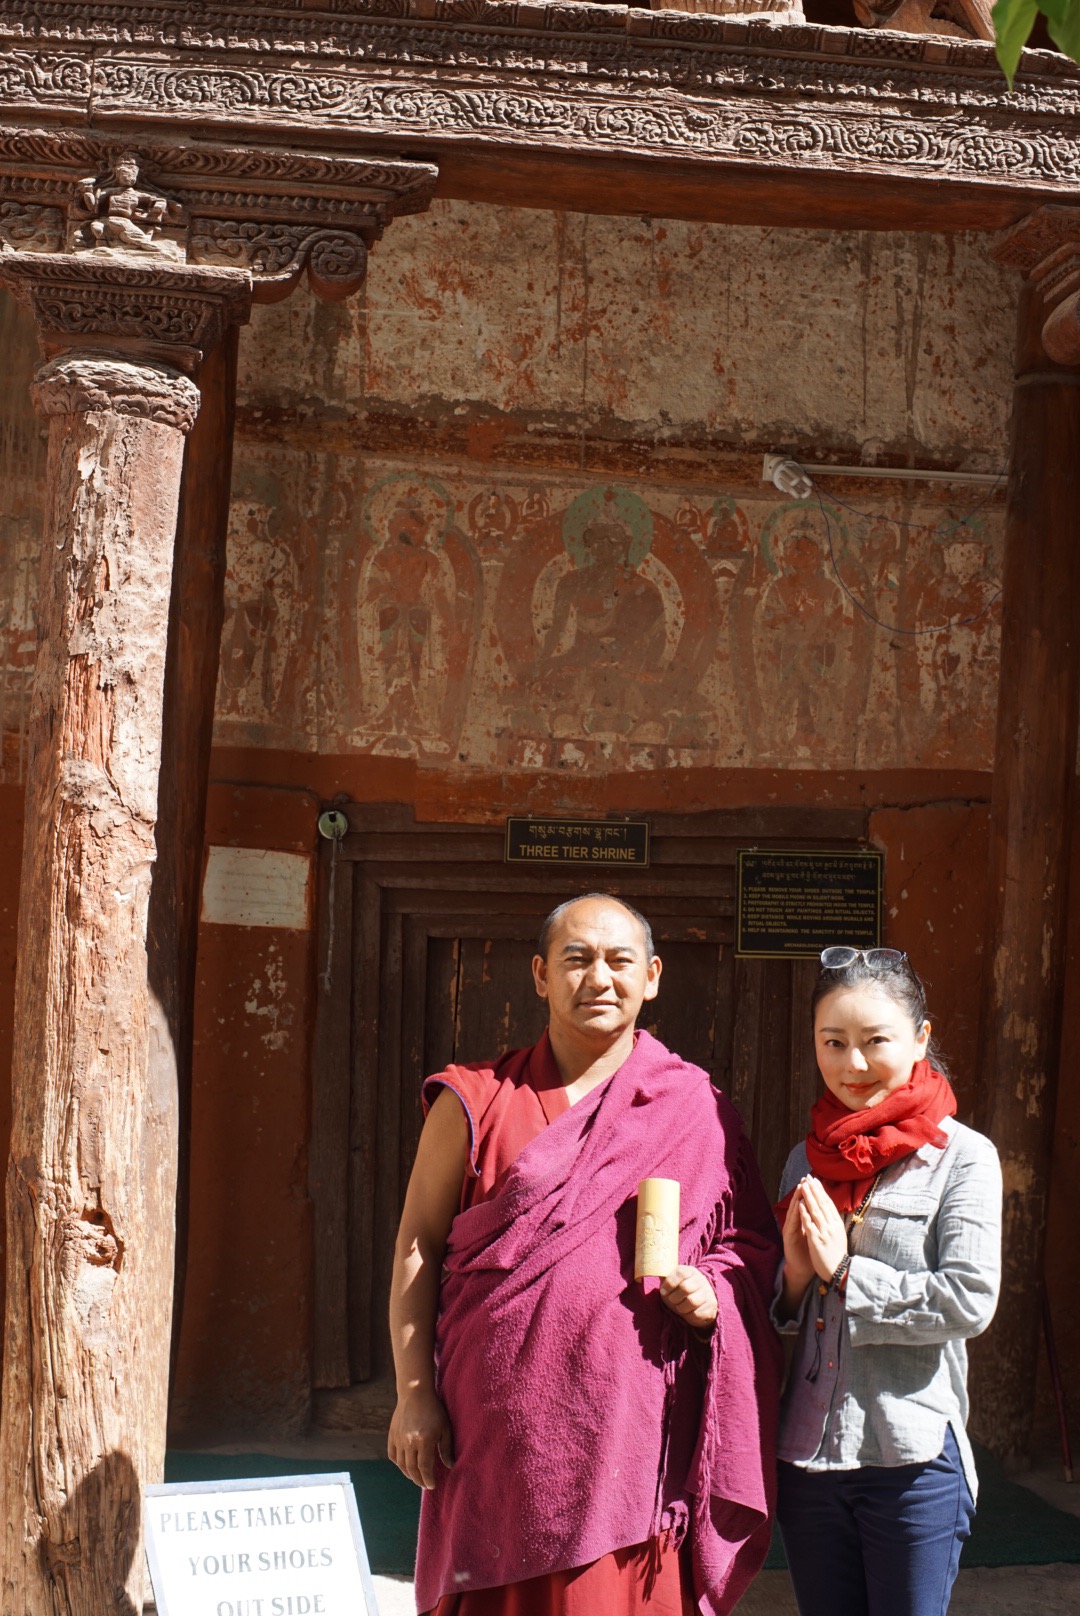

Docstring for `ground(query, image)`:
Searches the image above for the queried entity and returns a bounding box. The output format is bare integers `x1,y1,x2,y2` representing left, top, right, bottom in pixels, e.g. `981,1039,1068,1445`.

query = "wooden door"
308,805,867,1431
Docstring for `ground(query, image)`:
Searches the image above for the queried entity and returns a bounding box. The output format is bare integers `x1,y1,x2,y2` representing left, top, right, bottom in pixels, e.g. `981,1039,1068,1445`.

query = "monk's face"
532,899,661,1046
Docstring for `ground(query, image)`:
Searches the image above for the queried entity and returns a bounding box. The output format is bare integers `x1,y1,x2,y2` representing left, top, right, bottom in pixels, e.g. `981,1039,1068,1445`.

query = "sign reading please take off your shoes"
143,1475,379,1616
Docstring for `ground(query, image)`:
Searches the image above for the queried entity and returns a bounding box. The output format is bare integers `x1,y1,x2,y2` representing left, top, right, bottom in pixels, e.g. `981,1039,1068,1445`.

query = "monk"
388,893,782,1615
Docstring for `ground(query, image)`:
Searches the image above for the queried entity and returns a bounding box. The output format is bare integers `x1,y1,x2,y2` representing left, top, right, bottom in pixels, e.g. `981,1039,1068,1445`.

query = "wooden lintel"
2,4,1079,237
430,145,1057,235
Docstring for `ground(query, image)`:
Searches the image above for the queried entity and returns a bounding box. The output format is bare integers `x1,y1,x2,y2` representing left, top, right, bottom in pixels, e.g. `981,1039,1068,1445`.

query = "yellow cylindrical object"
635,1177,680,1280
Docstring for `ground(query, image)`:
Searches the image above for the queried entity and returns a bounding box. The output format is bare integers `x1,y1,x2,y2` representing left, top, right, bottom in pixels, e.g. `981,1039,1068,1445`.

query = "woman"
774,945,1001,1616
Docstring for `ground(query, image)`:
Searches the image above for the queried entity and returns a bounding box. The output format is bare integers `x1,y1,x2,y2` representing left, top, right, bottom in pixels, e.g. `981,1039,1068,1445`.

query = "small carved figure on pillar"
69,151,186,259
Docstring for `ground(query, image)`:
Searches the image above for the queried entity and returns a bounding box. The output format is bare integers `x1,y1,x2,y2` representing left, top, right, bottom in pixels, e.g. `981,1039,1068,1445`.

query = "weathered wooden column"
974,211,1080,1463
0,347,202,1616
0,239,252,1616
0,137,437,1614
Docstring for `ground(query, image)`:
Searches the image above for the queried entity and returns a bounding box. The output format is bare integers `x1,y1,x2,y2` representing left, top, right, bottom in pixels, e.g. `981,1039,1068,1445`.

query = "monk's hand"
798,1176,848,1283
388,1387,454,1490
659,1265,718,1330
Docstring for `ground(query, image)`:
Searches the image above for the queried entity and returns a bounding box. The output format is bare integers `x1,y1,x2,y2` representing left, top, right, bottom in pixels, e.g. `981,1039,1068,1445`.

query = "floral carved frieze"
0,133,438,309
0,0,1078,215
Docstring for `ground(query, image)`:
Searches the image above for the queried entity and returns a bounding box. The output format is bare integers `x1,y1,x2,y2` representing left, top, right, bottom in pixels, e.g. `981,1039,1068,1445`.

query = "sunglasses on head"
819,946,907,970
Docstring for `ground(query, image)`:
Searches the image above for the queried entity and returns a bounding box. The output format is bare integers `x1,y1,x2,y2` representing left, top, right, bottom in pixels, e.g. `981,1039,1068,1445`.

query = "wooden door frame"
308,802,868,1437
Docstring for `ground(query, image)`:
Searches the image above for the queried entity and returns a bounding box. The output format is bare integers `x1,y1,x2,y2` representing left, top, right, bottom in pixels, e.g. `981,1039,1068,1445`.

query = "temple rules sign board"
736,850,883,958
143,1474,379,1616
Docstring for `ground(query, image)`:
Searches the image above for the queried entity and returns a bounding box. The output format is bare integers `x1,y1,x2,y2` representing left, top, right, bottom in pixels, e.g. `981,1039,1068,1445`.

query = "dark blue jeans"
776,1428,975,1616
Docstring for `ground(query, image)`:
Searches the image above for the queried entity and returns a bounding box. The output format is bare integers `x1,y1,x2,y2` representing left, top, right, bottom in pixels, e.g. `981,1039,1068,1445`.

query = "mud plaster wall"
1,205,1077,1441
218,207,1011,774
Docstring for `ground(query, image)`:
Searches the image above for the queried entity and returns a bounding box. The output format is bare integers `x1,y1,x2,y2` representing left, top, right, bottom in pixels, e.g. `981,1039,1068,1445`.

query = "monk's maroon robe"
415,1031,782,1616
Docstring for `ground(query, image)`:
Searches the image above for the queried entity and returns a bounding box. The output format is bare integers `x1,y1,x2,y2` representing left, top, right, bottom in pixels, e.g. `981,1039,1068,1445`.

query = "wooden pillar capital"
993,206,1080,366
0,248,254,375
30,351,202,434
0,129,438,328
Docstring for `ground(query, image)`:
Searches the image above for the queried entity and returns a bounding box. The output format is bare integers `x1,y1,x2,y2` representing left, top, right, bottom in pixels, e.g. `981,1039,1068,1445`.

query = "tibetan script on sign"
505,817,650,867
736,850,883,959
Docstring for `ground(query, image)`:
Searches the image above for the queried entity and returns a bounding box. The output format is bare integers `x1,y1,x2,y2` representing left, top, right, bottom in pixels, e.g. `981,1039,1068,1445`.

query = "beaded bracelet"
831,1254,852,1292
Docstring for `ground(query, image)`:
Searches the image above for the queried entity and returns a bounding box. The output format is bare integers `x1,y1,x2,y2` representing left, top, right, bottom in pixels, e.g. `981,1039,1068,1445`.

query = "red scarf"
777,1059,956,1219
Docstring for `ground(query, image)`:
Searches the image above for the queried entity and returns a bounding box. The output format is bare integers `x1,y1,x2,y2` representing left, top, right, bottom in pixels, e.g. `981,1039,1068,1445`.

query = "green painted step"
164,1446,1080,1578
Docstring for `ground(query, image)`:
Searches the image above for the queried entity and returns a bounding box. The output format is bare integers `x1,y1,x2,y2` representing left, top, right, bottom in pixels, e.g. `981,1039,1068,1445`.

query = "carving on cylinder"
993,207,1080,365
31,353,201,431
306,229,369,301
1041,293,1080,366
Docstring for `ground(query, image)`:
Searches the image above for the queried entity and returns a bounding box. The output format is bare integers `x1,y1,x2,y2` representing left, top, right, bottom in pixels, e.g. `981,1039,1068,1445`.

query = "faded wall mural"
0,429,1005,776
0,201,1013,780
211,450,1003,773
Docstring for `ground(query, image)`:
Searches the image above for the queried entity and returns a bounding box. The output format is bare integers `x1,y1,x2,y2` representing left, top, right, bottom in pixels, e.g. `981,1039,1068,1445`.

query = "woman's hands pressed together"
797,1176,849,1280
780,1176,849,1315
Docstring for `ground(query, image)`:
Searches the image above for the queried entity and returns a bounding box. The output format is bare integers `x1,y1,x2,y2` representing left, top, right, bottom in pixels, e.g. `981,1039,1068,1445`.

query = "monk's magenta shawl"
414,1030,783,1615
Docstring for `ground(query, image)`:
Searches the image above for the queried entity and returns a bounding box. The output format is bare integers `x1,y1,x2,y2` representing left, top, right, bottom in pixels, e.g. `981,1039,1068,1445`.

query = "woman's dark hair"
811,954,951,1079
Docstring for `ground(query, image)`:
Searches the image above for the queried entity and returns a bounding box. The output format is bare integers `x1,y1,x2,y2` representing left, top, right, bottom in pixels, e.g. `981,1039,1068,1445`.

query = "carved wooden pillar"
0,137,437,1615
0,350,201,1616
973,211,1080,1462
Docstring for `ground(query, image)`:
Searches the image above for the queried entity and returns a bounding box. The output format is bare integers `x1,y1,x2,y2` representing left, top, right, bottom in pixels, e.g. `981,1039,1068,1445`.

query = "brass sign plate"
505,817,650,868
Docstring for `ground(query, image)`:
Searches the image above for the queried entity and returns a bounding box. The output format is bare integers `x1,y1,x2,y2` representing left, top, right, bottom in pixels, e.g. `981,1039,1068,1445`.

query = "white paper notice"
144,1475,379,1616
200,847,312,931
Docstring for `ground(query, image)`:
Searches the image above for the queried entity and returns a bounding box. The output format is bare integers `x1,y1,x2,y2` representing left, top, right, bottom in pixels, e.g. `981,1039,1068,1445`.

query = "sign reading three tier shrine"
505,817,650,867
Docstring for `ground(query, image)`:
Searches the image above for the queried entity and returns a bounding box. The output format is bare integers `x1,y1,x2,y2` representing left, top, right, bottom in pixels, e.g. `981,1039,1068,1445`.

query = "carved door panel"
308,806,867,1432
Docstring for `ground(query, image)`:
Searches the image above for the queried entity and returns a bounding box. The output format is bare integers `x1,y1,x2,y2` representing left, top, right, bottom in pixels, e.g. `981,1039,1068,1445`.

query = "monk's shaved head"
538,894,655,961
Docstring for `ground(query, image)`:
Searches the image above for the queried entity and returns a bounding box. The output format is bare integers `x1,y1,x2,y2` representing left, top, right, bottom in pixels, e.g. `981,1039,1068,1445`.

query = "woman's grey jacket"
773,1118,1002,1500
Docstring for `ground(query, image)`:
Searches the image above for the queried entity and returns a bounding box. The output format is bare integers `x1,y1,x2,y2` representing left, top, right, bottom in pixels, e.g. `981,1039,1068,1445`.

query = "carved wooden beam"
0,132,439,334
0,0,1077,230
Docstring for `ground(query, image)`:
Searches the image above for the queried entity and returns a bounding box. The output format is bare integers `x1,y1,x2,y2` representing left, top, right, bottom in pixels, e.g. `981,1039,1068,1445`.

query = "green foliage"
993,0,1080,85
992,0,1039,83
1042,0,1080,61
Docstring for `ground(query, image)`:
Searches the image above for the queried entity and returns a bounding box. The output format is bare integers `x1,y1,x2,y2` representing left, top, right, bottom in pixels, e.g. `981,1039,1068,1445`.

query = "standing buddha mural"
205,453,1003,773
0,439,1005,777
